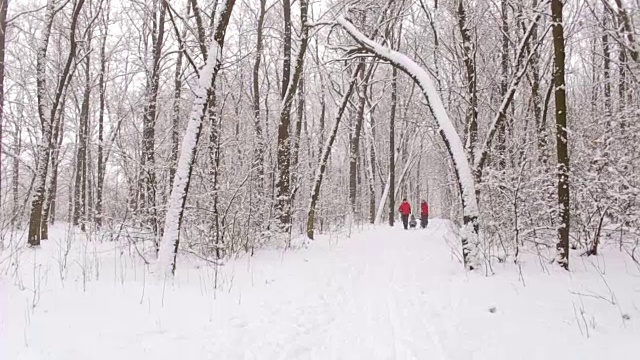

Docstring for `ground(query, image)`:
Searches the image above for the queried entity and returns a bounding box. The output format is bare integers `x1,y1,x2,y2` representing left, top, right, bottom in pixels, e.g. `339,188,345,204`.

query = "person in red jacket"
420,200,429,228
398,198,411,230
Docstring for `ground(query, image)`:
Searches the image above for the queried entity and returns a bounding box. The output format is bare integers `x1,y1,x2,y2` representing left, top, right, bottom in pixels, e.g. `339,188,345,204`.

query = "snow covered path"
2,219,639,359
218,220,459,360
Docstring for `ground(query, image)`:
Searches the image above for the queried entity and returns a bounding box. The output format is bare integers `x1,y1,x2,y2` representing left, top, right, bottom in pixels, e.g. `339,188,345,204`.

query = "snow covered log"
157,0,236,276
336,17,480,269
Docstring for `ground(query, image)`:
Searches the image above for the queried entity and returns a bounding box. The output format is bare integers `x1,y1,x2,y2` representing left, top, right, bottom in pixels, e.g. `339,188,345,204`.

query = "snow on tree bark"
157,0,236,276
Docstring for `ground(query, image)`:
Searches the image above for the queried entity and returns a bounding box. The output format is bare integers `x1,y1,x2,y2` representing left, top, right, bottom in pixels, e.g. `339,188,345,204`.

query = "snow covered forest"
1,0,640,358
1,0,638,270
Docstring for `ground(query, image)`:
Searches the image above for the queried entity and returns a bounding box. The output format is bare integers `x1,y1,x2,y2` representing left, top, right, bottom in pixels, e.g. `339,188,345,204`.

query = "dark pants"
401,214,409,230
420,214,428,228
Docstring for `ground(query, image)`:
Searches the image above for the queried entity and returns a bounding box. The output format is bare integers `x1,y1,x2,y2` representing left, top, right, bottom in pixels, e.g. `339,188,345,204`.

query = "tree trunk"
168,3,189,191
252,0,266,196
207,95,222,258
306,64,364,239
74,31,93,232
529,0,546,163
28,0,84,246
275,0,308,233
366,101,377,224
43,92,68,229
12,120,21,228
157,0,236,275
291,63,305,190
349,61,367,219
495,0,509,168
141,0,165,239
602,13,611,117
0,0,7,212
551,0,570,270
96,6,110,228
281,0,292,99
605,0,638,63
388,64,398,227
456,0,478,164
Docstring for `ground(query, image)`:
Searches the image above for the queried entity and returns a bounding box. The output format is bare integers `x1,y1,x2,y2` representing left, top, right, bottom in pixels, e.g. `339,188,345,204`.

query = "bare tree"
140,0,165,241
275,0,309,233
28,0,85,246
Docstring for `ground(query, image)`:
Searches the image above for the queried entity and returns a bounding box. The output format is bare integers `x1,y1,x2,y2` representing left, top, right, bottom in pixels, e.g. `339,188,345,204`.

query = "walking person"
398,198,411,230
420,200,429,228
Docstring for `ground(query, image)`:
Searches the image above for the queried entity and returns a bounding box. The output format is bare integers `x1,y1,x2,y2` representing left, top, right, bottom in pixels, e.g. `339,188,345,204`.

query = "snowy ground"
1,219,639,359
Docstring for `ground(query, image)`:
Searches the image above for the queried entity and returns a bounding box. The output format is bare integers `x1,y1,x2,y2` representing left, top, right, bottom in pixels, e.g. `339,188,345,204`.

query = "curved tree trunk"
337,17,480,269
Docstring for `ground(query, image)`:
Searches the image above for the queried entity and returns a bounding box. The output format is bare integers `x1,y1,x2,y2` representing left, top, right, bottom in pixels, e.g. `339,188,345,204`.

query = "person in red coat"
398,198,411,230
420,200,429,228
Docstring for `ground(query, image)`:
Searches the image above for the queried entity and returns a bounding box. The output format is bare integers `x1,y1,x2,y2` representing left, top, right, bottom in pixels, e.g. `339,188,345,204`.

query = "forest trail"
2,219,639,359
173,219,461,359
